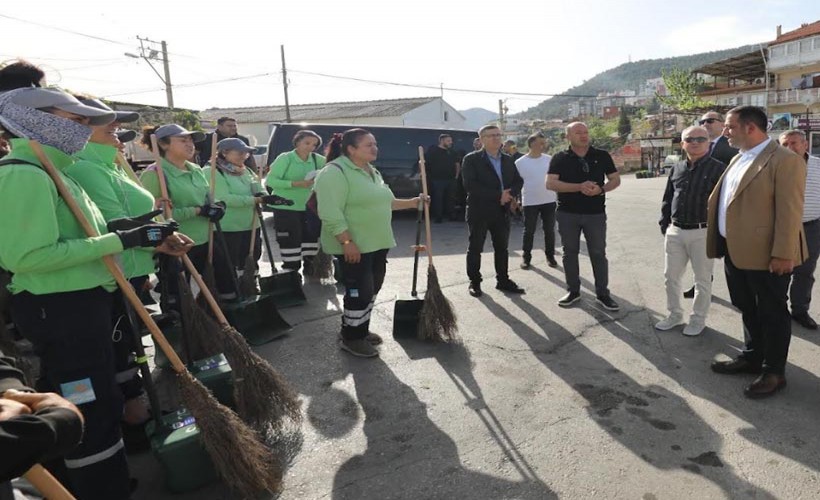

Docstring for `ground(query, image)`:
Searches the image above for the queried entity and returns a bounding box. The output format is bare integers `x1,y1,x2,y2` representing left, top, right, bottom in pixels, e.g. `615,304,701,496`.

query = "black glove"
660,224,668,236
199,201,226,222
255,192,294,206
116,223,176,249
107,209,164,232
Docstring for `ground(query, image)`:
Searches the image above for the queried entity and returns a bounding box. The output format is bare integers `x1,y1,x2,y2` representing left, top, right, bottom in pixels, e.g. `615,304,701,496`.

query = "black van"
264,123,477,198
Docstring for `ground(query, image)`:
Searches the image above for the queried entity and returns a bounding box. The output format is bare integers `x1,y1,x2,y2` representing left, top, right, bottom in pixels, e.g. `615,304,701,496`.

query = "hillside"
518,45,756,119
460,107,498,130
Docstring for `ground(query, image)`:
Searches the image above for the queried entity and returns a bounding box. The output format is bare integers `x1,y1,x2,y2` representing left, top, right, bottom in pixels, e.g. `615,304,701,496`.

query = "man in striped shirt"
780,130,820,330
657,126,726,336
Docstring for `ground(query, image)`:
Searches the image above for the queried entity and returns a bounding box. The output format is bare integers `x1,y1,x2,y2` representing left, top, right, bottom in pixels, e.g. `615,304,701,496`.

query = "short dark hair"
438,133,451,142
504,139,516,146
727,106,768,133
217,117,236,125
0,59,45,92
478,124,499,137
292,129,323,149
527,132,545,147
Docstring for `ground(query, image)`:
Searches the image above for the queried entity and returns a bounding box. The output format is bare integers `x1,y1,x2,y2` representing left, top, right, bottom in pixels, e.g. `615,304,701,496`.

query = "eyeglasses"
683,136,709,143
698,118,721,125
578,157,590,173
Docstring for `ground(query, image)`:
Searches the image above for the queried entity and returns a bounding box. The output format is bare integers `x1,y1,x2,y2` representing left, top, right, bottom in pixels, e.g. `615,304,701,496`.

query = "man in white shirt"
780,130,820,330
706,106,807,399
515,133,557,269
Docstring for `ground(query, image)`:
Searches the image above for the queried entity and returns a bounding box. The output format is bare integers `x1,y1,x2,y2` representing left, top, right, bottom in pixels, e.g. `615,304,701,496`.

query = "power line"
100,72,275,98
0,13,132,47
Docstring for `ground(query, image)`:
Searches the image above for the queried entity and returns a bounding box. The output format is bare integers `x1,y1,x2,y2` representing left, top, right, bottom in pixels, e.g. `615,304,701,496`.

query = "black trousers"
273,209,319,272
466,211,511,284
522,202,556,260
724,252,792,375
158,242,235,302
12,288,131,500
222,229,262,273
430,179,455,221
336,249,388,340
110,276,148,402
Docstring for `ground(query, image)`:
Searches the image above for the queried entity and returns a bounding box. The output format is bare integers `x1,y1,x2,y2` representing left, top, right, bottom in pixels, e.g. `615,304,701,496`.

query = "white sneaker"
655,315,685,331
683,320,705,337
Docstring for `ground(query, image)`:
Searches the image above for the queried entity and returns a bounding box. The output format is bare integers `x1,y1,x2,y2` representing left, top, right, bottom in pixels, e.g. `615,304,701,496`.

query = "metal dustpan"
257,207,307,308
221,293,291,346
393,200,425,339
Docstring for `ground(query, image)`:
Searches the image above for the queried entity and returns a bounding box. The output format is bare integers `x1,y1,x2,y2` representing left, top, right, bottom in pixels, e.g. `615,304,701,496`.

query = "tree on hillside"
618,107,632,138
657,68,711,112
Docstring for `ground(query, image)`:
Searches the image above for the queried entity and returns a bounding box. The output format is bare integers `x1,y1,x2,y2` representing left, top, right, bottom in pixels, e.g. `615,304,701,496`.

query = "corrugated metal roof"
771,20,820,44
201,97,441,123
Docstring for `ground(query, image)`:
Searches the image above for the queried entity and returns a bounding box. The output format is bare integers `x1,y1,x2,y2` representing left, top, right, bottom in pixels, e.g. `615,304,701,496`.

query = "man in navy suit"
461,125,525,297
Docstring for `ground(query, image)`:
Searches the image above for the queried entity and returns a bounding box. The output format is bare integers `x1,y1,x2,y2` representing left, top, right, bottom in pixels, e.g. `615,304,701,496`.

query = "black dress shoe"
496,280,525,294
710,358,763,375
744,373,787,399
683,285,695,299
469,282,483,298
558,291,581,307
791,312,818,330
520,260,531,270
547,256,558,268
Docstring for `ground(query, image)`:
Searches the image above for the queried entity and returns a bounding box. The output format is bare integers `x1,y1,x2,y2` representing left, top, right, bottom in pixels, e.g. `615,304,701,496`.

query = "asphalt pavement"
132,175,820,500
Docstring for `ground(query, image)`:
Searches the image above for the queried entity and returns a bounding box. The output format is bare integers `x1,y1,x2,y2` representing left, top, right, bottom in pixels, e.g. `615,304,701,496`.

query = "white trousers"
664,226,714,321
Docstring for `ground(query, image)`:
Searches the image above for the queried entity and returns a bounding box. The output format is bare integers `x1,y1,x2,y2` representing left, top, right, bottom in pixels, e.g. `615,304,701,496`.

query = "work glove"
107,209,164,232
199,201,227,222
116,222,178,249
255,192,294,206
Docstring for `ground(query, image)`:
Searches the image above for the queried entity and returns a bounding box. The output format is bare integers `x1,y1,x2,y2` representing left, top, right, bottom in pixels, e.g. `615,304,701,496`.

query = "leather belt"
672,221,707,230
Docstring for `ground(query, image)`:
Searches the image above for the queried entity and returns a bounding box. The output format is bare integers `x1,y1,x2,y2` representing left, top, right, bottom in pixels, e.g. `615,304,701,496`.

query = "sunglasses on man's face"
579,157,590,173
698,118,721,125
683,136,709,144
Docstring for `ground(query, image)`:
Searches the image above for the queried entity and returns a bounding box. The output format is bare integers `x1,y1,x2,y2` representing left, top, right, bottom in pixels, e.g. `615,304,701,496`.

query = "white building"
201,97,468,147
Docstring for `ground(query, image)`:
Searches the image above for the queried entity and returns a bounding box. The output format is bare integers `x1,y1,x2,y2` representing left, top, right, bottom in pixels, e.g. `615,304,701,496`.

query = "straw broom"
416,146,458,343
32,141,282,497
149,138,301,428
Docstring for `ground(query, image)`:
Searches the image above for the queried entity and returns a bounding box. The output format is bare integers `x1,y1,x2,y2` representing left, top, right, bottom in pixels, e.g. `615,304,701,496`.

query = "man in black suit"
196,116,257,169
462,125,525,297
683,110,740,298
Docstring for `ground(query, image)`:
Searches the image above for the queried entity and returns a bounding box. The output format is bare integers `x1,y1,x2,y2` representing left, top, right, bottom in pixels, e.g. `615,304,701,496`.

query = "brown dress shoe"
710,358,763,375
744,373,787,399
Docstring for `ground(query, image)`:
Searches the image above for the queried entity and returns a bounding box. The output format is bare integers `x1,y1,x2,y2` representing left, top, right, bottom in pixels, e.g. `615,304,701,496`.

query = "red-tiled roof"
771,20,820,44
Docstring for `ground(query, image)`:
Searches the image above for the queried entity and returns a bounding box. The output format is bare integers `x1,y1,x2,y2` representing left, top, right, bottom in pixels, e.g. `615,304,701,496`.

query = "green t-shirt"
202,165,262,232
265,151,326,211
140,159,211,245
315,156,396,255
67,142,157,279
0,140,123,295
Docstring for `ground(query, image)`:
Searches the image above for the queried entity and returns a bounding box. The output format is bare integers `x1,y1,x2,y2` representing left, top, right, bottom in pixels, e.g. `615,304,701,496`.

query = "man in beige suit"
706,106,807,399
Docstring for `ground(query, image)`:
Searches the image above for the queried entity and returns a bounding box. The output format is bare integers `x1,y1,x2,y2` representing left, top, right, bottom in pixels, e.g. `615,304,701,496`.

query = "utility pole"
281,45,291,123
498,99,505,134
126,37,174,108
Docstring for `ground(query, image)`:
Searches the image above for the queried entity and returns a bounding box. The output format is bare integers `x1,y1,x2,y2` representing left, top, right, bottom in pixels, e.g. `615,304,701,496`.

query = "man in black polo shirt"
425,134,460,223
547,122,621,310
196,116,257,169
657,126,726,336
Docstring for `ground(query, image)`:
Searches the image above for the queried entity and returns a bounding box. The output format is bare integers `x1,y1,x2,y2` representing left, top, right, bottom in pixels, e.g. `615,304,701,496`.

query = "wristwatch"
342,239,353,246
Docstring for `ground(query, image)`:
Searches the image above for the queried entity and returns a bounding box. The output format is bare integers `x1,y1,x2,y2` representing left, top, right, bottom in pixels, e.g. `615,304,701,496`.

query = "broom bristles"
239,255,259,297
177,273,223,360
219,325,303,427
177,370,283,496
309,247,334,280
418,265,459,343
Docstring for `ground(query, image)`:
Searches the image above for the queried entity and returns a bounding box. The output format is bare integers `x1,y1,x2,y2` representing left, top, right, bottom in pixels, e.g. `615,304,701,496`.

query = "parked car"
264,123,477,198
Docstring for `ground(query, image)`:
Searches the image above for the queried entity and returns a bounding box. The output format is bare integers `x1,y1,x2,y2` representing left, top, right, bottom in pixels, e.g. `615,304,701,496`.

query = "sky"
0,0,812,115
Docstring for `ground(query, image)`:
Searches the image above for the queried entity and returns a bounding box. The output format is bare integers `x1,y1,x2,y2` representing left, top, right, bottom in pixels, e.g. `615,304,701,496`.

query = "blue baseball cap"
155,124,205,142
216,137,256,153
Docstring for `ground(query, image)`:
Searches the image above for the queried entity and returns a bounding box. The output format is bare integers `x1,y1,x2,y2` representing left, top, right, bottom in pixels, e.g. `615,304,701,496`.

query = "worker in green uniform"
205,137,292,283
0,86,188,500
266,130,326,275
139,124,235,301
315,129,426,358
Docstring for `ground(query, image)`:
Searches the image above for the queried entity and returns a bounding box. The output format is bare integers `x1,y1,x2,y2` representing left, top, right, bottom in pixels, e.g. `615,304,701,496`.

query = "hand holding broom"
416,146,458,343
31,141,282,497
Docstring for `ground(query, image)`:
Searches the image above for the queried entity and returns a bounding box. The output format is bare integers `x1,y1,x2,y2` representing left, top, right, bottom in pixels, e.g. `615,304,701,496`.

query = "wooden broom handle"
23,465,75,500
114,152,141,185
145,138,231,326
247,162,263,258
207,134,218,264
29,141,186,373
417,146,434,265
